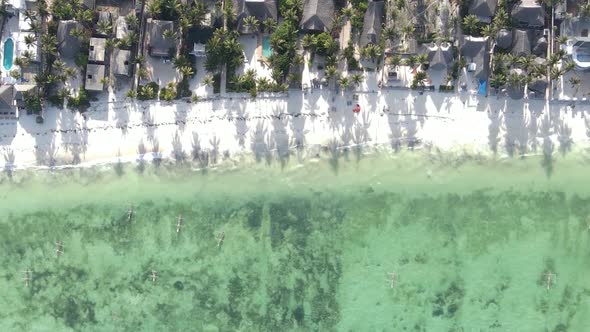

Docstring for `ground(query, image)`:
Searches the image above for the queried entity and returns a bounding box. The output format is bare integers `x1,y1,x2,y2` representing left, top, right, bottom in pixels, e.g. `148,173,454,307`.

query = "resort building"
360,0,384,48
495,28,512,50
0,85,17,119
511,0,545,28
95,11,112,37
300,0,334,32
427,43,453,71
511,29,532,56
13,83,36,110
57,21,83,60
461,36,489,94
82,0,95,10
116,16,131,40
85,64,105,91
468,0,497,24
112,48,132,76
89,37,107,63
147,19,175,58
187,27,212,58
233,0,277,34
561,16,590,70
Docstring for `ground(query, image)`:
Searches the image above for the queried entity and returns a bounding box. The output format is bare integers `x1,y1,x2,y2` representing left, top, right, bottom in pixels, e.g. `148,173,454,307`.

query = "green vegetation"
205,29,244,74
269,0,302,84
137,82,160,100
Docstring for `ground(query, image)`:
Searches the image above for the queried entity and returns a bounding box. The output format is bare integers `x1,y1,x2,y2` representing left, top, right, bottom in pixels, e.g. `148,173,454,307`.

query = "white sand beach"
1,84,589,170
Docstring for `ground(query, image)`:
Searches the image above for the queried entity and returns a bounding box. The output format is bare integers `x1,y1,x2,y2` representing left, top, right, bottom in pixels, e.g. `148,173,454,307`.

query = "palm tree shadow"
136,139,147,173
327,138,341,174
171,131,186,164
3,148,15,178
557,122,573,156
540,114,554,178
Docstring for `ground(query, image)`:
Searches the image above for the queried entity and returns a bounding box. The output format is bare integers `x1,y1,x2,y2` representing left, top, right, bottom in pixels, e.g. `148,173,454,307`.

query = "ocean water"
1,150,590,331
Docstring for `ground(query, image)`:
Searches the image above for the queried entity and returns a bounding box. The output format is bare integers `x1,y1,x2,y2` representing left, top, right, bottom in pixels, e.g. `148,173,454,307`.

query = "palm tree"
481,25,497,40
53,59,65,72
138,67,150,81
490,73,507,90
24,9,37,23
556,35,568,45
64,67,77,79
202,75,214,87
302,34,314,49
581,3,590,17
325,65,337,81
70,27,87,41
41,34,58,56
29,21,41,33
256,77,270,90
382,26,397,41
163,29,176,42
412,71,428,90
77,9,94,27
416,54,428,69
338,76,350,90
563,61,575,73
125,14,139,30
97,19,112,35
24,34,37,47
402,24,415,41
243,15,259,34
388,54,402,68
173,55,191,69
462,15,480,36
189,2,208,27
517,56,534,73
569,76,582,96
405,55,418,69
507,72,523,88
21,51,35,63
351,73,363,88
179,65,194,77
262,18,277,33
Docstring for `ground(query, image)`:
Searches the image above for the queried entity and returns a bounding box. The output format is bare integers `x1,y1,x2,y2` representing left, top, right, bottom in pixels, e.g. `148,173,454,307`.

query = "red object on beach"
353,104,361,113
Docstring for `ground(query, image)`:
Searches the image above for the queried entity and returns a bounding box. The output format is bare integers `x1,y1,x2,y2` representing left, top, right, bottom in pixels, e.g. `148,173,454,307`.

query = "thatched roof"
57,20,82,59
148,19,174,57
511,0,544,28
468,0,498,22
427,45,453,70
360,1,385,47
461,36,489,80
511,29,532,56
233,0,277,32
300,0,335,32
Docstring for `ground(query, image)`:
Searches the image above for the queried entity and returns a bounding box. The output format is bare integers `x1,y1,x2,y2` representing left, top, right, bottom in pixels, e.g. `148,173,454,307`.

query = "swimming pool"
3,38,14,71
262,36,272,58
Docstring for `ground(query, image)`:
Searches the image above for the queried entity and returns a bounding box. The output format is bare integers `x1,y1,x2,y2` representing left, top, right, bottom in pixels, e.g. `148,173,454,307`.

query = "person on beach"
353,104,361,114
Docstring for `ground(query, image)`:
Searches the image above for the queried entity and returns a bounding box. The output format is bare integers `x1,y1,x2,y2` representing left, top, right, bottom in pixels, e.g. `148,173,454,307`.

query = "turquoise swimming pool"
3,38,14,71
262,36,272,58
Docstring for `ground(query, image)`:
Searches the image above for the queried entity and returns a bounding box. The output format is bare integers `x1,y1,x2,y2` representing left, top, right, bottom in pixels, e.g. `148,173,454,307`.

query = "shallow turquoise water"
262,36,272,58
1,151,589,331
3,38,13,71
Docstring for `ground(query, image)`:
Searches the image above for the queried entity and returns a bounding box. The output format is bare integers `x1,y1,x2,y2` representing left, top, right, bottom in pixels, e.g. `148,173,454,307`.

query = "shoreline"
1,89,590,172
